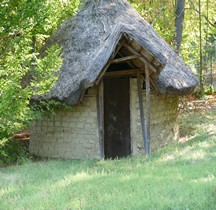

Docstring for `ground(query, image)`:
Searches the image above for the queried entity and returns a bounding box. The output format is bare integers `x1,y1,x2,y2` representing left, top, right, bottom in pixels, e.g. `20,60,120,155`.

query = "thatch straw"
39,0,198,105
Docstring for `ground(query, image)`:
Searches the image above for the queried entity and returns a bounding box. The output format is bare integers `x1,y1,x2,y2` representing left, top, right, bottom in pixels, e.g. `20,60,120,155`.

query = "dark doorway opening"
104,77,131,159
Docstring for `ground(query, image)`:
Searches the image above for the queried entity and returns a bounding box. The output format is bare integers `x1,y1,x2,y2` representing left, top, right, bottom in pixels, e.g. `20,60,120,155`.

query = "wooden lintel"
118,51,137,69
111,55,139,64
104,69,138,78
123,43,158,73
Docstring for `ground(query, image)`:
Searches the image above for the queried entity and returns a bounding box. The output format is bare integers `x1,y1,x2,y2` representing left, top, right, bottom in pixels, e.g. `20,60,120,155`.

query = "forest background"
0,0,215,162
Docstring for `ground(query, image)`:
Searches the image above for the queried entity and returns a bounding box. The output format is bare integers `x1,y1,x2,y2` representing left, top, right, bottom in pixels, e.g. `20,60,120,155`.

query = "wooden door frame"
96,80,104,159
96,76,132,159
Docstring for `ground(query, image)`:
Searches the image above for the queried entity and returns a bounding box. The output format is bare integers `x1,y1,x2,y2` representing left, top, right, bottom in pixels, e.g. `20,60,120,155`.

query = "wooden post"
137,71,148,156
145,65,151,155
96,80,104,159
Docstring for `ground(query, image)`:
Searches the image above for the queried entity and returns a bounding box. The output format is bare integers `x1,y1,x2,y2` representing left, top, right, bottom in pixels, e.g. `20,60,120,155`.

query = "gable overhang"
91,24,167,86
95,35,165,92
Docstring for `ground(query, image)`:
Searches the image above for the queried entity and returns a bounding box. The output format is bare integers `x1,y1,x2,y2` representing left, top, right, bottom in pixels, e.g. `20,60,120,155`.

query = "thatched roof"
40,0,198,105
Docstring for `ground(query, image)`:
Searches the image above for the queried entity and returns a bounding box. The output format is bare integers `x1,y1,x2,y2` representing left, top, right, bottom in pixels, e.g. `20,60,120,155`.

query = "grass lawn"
0,108,215,210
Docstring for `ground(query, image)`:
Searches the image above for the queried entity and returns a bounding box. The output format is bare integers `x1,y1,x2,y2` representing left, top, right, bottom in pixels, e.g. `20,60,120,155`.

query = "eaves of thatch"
39,0,198,105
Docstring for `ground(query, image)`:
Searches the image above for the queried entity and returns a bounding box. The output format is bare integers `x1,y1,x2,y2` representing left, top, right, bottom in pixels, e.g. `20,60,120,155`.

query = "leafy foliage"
129,0,216,73
0,1,80,140
0,0,80,165
129,0,176,44
181,0,216,67
0,138,30,166
130,0,216,95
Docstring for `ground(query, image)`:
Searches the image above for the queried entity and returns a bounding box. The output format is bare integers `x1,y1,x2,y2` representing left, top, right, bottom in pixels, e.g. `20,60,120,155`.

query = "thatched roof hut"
40,0,198,105
30,0,198,159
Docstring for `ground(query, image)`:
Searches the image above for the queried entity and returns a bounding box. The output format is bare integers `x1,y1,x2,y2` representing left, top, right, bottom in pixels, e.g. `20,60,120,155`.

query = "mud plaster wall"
30,79,179,159
29,87,100,159
130,78,179,156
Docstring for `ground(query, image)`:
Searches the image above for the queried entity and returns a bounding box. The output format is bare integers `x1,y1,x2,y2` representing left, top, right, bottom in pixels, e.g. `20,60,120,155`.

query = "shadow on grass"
1,108,215,209
1,155,216,210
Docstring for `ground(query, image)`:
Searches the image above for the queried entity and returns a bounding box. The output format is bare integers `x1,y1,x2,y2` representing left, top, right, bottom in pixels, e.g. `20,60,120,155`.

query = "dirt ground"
178,93,216,144
179,93,216,112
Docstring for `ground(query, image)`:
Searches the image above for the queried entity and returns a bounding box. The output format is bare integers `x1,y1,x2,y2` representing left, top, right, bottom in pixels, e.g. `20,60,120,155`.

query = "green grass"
0,109,215,210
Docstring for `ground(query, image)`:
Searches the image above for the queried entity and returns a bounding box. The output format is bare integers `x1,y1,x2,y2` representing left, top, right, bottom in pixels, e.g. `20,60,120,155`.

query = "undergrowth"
0,138,30,167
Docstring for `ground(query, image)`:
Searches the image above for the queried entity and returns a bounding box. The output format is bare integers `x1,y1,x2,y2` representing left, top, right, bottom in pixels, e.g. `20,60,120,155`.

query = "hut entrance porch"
104,77,131,159
96,36,164,157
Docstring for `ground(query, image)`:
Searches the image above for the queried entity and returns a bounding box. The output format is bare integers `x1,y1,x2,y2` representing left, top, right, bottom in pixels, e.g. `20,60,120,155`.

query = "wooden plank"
137,71,149,156
145,65,151,155
111,55,140,64
113,41,124,57
117,51,138,69
123,43,158,73
150,78,159,92
131,40,142,52
141,71,158,93
104,69,138,77
140,48,154,62
96,81,104,159
142,71,159,93
104,78,131,158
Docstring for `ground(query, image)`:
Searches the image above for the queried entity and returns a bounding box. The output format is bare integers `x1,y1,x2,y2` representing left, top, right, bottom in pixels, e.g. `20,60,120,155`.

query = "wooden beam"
123,43,158,73
95,41,125,84
117,51,138,69
104,69,138,78
137,71,149,156
150,78,159,92
111,55,140,64
113,41,124,58
95,61,111,85
145,64,151,155
142,72,158,93
96,80,104,159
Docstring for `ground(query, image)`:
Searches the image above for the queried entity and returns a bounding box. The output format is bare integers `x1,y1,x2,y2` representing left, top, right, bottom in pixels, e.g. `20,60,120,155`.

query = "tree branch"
187,1,216,28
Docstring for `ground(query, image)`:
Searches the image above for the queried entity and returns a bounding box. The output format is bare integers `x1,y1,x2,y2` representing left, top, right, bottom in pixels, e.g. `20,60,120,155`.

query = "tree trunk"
174,0,186,54
199,0,204,93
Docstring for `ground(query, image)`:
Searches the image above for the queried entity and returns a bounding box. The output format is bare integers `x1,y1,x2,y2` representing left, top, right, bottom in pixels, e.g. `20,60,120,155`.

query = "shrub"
0,137,30,167
204,85,215,95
